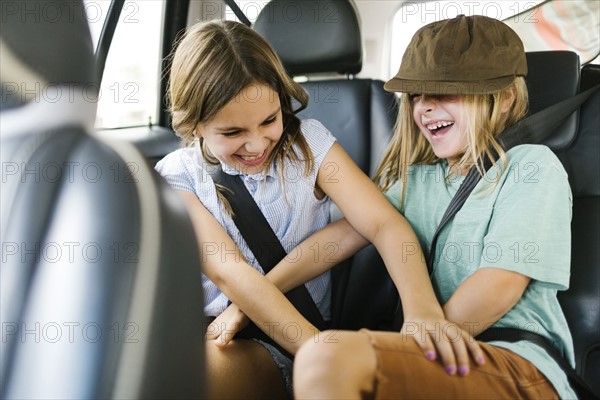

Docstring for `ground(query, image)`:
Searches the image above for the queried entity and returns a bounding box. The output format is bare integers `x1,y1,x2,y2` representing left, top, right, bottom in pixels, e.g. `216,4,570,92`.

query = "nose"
413,95,436,113
244,131,268,154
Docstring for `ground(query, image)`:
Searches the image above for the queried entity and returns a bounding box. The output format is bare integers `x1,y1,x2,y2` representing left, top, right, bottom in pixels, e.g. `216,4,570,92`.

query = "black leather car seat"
0,2,205,398
254,0,398,177
555,60,600,395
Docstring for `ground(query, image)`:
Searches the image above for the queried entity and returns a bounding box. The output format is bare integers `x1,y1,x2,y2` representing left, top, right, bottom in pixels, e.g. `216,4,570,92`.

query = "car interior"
1,0,598,398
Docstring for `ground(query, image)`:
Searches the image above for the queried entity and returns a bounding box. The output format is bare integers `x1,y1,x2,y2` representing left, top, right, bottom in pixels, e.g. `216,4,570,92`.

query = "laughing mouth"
235,149,268,166
425,120,454,136
239,153,264,161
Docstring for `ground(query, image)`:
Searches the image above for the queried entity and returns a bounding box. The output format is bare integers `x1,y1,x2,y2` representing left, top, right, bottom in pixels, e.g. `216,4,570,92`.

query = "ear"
500,86,516,114
194,124,203,138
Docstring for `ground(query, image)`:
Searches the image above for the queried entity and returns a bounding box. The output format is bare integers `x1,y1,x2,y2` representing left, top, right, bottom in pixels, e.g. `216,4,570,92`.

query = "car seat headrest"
254,0,362,76
0,0,97,135
525,51,581,151
0,1,95,90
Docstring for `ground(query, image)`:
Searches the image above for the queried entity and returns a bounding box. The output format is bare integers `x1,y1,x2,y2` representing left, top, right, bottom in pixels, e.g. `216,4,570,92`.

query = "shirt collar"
220,160,277,181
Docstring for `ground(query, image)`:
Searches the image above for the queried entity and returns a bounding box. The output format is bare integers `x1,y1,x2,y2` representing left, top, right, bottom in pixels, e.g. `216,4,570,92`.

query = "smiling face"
196,82,283,175
411,94,468,168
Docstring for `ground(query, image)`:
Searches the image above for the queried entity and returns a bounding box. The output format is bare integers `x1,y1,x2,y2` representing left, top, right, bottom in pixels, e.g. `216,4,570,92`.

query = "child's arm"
208,217,368,345
266,217,368,293
317,143,484,373
443,268,531,336
247,219,529,345
177,190,318,355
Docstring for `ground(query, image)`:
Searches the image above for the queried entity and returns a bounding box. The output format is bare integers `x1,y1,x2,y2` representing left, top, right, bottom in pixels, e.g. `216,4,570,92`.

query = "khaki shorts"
362,329,559,399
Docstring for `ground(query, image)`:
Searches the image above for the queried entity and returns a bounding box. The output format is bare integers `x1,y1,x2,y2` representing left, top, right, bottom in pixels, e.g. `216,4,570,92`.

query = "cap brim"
383,76,517,95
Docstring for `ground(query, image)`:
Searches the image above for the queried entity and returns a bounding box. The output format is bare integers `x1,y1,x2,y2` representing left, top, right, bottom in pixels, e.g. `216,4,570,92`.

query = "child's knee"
295,330,378,396
294,331,341,382
295,332,335,369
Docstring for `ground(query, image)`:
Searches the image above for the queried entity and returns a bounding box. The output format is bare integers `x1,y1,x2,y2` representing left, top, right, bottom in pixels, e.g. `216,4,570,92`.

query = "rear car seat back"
0,2,206,397
555,61,600,395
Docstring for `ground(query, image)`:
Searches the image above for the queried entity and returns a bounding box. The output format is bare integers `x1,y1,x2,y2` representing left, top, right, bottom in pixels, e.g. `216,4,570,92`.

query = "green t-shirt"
385,144,577,399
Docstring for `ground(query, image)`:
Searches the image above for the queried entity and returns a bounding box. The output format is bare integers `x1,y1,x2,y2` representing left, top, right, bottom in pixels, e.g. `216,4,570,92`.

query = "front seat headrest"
0,1,95,90
1,1,97,134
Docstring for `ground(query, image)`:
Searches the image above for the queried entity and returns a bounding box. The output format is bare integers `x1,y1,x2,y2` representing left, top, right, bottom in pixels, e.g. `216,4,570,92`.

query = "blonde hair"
373,77,529,206
167,20,314,178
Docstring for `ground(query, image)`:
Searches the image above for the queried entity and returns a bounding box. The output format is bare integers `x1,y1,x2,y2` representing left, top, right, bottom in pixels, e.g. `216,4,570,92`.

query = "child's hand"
205,303,250,347
400,316,485,376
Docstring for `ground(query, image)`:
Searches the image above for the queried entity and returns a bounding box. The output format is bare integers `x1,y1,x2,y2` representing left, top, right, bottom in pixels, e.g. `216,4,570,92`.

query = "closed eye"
262,115,277,126
222,130,241,137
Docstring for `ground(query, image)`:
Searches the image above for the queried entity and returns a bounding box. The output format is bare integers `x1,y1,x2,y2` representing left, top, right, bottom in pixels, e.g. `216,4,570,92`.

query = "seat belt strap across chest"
209,167,327,331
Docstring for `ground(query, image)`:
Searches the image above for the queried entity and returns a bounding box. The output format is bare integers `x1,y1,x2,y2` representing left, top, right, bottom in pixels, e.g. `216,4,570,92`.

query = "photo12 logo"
398,1,540,23
2,161,140,185
2,321,139,344
1,81,141,106
1,1,139,24
1,241,139,264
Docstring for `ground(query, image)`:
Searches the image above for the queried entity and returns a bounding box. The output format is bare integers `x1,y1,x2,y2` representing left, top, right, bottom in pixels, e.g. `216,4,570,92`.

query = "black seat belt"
427,85,600,400
223,0,252,26
209,167,327,358
476,328,599,400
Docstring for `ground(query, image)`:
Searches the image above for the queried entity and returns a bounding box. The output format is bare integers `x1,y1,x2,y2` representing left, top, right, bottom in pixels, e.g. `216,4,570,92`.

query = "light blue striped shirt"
155,119,336,319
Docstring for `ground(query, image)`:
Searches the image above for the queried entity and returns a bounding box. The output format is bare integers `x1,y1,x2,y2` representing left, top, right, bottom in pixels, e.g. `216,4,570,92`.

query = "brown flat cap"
385,15,527,95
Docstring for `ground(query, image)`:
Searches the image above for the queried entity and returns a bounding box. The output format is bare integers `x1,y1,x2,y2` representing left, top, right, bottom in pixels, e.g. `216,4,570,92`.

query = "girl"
155,20,477,399
289,15,577,399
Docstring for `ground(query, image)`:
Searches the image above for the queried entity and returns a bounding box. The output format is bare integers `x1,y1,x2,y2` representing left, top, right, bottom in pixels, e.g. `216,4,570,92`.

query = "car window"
389,0,600,77
504,0,600,64
84,0,165,129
